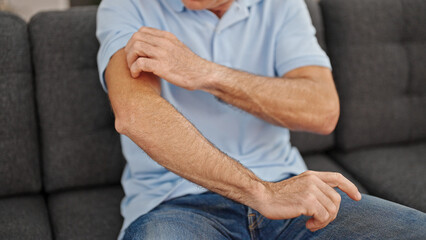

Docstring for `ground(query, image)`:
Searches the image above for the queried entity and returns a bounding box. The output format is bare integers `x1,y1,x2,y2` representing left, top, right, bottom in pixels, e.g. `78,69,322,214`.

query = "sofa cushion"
48,185,123,240
303,154,367,193
0,11,41,196
321,0,426,150
29,7,125,192
0,195,52,240
332,142,426,212
290,0,334,154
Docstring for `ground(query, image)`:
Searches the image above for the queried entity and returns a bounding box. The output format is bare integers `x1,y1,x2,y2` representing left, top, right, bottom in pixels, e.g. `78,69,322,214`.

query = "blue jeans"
123,189,426,239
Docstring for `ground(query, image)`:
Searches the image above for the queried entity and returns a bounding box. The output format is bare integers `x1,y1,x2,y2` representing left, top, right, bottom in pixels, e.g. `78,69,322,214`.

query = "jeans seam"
250,215,265,230
248,208,261,240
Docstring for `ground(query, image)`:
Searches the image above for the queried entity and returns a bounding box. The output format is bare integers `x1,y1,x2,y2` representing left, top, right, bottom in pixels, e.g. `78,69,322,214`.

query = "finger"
130,57,157,78
138,32,168,47
139,26,175,39
126,41,157,69
305,198,330,231
314,183,340,223
128,31,165,49
314,172,361,201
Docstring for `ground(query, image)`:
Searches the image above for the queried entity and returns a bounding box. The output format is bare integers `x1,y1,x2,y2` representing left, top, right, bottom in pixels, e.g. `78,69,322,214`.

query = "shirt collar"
165,0,263,13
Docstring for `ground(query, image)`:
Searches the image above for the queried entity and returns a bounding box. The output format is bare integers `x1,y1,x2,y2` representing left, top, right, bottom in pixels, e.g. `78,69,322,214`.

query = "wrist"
198,60,227,92
245,179,270,211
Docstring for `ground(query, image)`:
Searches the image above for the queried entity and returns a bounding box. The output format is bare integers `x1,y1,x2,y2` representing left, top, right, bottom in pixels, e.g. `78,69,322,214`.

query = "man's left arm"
201,64,339,135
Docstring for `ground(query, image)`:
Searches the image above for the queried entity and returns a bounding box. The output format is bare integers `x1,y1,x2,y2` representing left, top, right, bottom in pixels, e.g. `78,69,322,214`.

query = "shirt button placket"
212,28,220,63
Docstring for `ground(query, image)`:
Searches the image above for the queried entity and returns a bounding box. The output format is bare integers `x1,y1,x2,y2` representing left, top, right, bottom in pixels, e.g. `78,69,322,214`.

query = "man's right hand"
255,171,362,232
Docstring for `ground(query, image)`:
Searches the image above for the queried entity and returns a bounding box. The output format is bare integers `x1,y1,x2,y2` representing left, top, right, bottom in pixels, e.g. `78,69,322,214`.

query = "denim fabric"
123,189,426,240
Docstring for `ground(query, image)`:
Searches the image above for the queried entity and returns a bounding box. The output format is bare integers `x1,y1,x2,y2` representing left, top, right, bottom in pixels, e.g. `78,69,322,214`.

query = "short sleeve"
96,0,144,92
274,0,331,77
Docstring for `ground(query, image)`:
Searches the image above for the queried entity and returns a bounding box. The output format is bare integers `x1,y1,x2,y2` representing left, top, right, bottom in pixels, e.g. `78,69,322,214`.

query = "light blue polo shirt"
96,0,331,238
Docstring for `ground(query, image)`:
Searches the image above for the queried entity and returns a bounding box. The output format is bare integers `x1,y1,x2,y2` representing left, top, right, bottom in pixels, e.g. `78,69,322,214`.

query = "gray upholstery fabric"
29,7,125,192
291,132,334,154
0,12,41,196
305,0,327,51
290,0,334,154
321,0,426,150
303,154,367,193
0,195,52,240
332,142,426,212
48,186,124,240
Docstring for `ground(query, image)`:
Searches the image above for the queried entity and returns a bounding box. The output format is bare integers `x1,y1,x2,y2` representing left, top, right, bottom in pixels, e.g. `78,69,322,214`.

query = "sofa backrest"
0,12,42,196
21,0,332,194
321,0,426,150
291,0,335,154
29,7,125,193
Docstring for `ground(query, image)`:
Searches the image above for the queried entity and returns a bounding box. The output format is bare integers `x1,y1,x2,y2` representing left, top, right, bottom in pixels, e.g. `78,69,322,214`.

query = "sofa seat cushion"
0,195,52,240
48,185,123,240
303,154,367,194
332,142,426,212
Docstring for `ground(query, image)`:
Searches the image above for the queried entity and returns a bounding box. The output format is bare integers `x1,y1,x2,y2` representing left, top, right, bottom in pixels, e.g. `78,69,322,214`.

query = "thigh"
260,190,426,240
123,192,250,240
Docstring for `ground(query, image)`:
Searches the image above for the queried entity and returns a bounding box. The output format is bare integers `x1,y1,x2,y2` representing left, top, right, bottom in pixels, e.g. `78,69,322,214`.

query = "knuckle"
329,210,338,222
307,174,319,182
165,31,176,39
136,42,147,53
158,49,167,57
329,204,337,214
135,41,143,48
335,193,342,203
318,211,329,223
164,38,174,47
131,31,141,41
315,213,329,225
305,193,316,203
307,184,316,192
323,211,330,221
136,58,145,68
133,41,142,52
334,172,344,180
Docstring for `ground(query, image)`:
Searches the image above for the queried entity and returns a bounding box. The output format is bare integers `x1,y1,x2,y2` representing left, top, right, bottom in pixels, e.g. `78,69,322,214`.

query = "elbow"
111,91,162,136
316,98,340,135
114,117,128,135
113,106,136,136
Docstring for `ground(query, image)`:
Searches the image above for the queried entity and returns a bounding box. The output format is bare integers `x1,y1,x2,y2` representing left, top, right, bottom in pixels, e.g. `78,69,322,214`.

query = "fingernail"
357,192,362,200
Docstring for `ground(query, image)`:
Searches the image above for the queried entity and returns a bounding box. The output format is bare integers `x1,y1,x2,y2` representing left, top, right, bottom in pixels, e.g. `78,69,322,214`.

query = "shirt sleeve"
96,0,144,92
274,0,331,77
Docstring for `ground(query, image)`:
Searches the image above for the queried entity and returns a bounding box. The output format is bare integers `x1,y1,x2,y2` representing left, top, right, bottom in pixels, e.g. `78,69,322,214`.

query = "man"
96,0,426,239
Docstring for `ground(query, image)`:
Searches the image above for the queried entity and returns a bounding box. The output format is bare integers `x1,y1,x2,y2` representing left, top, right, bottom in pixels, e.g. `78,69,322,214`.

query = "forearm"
107,50,265,209
121,94,264,205
202,63,339,134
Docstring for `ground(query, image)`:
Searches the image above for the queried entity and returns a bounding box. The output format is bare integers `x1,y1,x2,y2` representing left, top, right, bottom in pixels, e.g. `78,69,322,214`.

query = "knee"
124,214,185,240
123,211,224,240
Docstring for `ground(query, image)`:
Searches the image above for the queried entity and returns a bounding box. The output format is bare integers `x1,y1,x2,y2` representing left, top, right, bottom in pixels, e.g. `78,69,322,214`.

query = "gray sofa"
0,0,424,239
